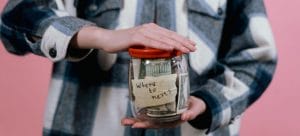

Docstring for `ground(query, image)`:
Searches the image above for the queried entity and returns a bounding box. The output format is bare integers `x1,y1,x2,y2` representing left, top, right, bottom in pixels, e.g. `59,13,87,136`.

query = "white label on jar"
132,74,177,108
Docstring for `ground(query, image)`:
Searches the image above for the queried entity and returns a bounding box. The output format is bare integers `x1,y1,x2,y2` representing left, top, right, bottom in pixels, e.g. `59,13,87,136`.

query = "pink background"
0,0,299,135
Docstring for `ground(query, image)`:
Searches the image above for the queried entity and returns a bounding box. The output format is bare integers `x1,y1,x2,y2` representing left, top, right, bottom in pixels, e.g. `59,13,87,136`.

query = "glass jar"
128,47,190,123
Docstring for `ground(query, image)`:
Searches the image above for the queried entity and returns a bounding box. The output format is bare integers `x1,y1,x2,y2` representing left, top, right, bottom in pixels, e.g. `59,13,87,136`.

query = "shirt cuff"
41,16,95,62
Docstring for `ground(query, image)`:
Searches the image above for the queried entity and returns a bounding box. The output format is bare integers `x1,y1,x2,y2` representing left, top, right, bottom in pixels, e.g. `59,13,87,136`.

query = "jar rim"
128,46,183,59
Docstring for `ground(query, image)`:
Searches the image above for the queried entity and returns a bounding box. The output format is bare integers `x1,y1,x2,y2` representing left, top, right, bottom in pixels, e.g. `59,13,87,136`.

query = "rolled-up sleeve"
189,0,277,133
0,0,95,62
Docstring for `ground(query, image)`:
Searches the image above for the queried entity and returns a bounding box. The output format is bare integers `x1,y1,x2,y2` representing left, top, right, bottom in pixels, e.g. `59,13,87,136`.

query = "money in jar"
128,47,190,123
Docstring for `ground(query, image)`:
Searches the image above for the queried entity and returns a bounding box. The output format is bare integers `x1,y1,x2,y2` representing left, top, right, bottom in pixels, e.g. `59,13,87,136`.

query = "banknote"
144,59,172,77
146,102,177,117
177,73,189,114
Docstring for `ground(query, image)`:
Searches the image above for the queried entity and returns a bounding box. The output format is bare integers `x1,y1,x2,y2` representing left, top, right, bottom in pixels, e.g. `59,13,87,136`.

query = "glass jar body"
128,55,190,123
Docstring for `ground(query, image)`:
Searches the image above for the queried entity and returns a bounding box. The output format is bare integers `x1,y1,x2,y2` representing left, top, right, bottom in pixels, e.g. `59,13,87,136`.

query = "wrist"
70,26,109,50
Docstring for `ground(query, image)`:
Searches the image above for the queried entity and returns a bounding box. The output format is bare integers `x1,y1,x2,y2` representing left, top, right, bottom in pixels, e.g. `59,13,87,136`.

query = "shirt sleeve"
188,0,277,133
0,0,95,62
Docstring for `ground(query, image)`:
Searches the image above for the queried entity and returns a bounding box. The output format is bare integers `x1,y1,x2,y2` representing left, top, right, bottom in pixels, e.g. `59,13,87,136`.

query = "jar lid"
128,46,183,59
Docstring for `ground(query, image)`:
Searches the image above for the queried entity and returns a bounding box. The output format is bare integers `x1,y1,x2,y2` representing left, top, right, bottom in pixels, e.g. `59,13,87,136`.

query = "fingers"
121,117,184,129
139,28,187,52
121,97,206,129
121,118,155,128
151,25,196,51
181,96,207,121
130,23,196,53
121,118,138,126
132,34,174,51
144,29,191,53
132,120,185,129
132,121,152,128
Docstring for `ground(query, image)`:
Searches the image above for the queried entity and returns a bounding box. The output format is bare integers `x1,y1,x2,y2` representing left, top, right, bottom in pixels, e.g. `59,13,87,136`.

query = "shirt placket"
155,0,177,31
135,0,156,25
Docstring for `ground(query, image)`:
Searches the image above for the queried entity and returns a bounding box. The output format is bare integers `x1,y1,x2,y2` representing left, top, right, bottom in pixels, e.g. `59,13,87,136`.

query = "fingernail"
184,48,189,53
190,40,196,45
192,46,197,51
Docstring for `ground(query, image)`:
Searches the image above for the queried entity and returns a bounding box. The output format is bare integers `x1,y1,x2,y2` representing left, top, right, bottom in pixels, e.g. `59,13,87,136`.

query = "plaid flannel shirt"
0,0,277,136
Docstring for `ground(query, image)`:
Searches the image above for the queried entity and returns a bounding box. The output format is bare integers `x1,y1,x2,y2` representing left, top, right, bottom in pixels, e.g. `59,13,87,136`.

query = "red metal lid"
128,46,183,59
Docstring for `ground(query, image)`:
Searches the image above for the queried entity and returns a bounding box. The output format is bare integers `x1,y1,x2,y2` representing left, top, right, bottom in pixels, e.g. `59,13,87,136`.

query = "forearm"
1,1,196,62
70,26,108,50
190,59,276,132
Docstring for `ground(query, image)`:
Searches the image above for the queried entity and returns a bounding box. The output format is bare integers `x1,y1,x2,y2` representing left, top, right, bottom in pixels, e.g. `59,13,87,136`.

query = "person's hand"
71,23,196,53
121,96,206,129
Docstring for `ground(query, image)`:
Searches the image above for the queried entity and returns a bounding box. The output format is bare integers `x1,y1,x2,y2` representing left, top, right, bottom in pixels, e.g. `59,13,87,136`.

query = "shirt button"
49,48,57,58
217,7,223,16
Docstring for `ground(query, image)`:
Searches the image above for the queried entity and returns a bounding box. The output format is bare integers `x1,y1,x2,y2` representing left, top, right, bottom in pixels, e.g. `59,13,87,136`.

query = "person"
0,0,277,135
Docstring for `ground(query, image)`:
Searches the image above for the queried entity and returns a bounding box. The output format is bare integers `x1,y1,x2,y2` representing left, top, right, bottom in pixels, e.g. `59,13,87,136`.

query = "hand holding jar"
123,47,207,129
122,96,206,128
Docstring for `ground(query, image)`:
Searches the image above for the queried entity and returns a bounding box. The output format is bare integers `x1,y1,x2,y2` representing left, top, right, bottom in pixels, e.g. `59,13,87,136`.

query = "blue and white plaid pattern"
0,0,277,136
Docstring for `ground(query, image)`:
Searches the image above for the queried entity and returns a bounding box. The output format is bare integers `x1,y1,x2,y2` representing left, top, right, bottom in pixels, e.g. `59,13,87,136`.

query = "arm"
0,0,94,61
188,0,277,132
0,0,196,62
